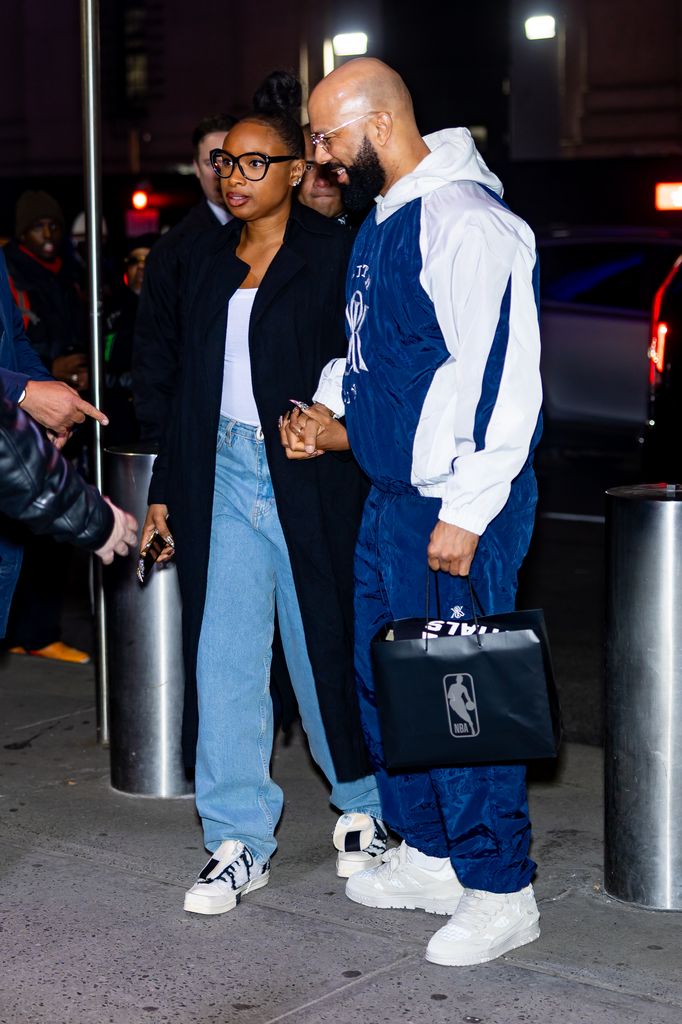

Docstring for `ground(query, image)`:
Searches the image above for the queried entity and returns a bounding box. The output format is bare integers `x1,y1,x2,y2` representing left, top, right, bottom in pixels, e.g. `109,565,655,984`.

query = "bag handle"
424,568,485,651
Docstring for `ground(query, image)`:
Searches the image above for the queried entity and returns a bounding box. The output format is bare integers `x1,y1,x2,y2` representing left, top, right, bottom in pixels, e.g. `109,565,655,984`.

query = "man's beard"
339,137,386,212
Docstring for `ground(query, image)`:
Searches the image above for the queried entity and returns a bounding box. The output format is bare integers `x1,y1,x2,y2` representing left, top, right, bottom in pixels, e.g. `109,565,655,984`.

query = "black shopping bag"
371,579,561,772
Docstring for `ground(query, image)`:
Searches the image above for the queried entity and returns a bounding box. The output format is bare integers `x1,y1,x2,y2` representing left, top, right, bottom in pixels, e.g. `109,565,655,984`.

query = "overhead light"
323,39,335,77
332,32,368,56
524,15,556,40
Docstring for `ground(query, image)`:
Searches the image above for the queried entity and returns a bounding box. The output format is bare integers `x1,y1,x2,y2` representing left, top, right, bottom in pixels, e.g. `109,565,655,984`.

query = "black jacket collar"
202,201,340,329
219,197,340,247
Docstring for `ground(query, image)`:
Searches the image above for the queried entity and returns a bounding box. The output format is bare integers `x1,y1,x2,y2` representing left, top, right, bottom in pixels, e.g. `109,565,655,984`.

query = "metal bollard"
103,446,193,797
605,483,682,909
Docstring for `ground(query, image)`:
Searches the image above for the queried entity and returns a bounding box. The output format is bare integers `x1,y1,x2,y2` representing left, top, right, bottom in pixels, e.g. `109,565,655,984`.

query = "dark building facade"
1,0,679,235
0,0,377,177
510,0,682,160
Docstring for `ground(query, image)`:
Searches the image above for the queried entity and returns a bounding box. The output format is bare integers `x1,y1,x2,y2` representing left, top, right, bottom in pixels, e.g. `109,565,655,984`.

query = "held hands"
140,503,175,563
279,405,478,576
279,403,349,459
427,520,480,577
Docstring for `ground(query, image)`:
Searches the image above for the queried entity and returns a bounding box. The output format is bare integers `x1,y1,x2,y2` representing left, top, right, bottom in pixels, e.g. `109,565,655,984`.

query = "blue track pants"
353,474,538,893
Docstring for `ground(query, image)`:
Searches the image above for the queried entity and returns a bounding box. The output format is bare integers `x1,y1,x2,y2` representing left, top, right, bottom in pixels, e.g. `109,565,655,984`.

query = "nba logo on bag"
443,673,479,738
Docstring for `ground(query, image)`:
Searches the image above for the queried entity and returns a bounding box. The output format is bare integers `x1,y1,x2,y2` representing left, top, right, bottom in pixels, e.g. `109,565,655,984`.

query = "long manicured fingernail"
278,416,283,428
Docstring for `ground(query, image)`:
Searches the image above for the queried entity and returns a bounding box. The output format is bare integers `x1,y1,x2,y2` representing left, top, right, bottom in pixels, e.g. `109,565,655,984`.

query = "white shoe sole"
346,886,461,915
425,921,540,966
183,871,270,915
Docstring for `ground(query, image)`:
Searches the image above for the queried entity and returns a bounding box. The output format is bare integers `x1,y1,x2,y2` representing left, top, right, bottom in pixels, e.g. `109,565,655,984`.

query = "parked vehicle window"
540,243,682,313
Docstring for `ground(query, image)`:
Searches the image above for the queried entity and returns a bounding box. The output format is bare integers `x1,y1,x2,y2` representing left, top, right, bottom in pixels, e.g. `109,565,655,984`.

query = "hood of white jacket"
374,127,503,225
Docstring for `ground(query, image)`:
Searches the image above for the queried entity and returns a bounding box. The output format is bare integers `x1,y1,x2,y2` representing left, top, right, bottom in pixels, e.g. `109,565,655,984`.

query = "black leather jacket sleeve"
0,391,114,549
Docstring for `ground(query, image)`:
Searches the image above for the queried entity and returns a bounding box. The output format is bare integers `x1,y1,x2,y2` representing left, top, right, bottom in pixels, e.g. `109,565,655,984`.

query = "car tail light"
649,255,682,385
655,183,682,210
648,321,668,382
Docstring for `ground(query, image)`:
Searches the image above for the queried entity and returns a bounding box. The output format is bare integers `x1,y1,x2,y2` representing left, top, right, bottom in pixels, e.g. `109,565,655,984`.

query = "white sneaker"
345,841,463,914
333,813,388,878
426,884,540,966
183,840,270,915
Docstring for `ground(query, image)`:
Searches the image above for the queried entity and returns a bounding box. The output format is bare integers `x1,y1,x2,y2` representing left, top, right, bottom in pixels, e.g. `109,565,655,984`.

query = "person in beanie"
6,190,88,389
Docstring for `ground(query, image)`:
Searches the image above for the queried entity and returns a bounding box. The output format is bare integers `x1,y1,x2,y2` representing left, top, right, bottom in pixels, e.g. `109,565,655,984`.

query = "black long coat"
133,199,223,441
148,202,372,781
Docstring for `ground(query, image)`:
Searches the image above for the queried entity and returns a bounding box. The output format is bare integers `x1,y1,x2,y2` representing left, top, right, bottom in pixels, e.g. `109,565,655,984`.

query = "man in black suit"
132,114,236,442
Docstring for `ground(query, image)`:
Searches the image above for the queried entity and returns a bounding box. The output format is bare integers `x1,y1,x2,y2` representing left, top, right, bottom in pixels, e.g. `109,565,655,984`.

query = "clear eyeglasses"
309,111,380,152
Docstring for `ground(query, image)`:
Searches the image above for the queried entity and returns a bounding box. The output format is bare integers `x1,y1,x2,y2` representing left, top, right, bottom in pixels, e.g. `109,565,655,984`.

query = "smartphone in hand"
136,528,171,584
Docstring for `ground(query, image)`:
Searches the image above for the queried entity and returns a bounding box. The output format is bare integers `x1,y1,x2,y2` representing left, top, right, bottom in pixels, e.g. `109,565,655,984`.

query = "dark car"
538,227,682,438
643,254,682,479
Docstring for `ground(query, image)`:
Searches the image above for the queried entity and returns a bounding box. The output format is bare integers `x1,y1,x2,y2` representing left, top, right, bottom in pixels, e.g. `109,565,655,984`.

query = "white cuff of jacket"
437,501,490,537
312,357,346,418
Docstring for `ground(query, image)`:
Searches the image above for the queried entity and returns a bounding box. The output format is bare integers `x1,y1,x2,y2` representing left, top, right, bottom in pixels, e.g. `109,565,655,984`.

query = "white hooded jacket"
314,128,542,536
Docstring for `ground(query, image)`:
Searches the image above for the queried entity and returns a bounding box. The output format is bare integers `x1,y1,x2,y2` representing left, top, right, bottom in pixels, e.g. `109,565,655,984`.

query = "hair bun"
252,70,302,119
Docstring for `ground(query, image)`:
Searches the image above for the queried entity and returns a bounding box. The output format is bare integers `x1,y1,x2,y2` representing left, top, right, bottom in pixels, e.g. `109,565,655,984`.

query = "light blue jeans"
195,417,381,861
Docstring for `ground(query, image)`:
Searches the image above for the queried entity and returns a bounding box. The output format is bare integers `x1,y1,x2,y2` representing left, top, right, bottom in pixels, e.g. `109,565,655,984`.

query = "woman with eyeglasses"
139,71,384,915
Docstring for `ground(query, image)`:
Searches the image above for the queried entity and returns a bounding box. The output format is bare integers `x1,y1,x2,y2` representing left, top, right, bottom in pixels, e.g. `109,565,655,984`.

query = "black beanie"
15,190,65,239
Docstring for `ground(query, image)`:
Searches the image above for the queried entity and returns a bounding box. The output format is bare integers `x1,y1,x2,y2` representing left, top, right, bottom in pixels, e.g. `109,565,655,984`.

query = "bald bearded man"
281,59,543,967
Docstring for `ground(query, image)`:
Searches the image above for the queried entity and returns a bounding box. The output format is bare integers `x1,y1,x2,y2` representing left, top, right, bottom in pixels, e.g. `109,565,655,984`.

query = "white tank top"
220,288,260,425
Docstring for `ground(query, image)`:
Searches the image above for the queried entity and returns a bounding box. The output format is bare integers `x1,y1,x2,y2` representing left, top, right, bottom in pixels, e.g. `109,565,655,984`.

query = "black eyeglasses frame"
209,148,298,182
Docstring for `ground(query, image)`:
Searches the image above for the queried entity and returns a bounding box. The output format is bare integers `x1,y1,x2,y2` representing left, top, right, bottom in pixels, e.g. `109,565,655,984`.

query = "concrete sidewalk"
1,652,680,1024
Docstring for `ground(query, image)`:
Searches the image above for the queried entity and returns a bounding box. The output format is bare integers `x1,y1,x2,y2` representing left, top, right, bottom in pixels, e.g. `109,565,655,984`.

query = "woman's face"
219,121,305,223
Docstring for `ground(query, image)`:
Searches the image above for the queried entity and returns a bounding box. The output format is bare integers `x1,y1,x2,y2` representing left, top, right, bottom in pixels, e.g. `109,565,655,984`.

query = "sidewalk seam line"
0,826,435,953
11,705,96,732
258,952,419,1024
507,957,682,1009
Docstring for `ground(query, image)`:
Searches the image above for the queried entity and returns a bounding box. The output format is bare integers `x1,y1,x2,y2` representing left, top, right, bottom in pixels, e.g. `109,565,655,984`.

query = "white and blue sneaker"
183,840,270,915
333,813,389,878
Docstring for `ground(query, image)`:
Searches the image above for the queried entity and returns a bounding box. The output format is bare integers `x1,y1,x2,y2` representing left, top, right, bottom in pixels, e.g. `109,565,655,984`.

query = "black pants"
7,533,69,649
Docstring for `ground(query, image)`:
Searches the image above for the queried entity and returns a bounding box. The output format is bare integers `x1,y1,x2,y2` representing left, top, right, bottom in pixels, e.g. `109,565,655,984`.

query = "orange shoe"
27,642,91,665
